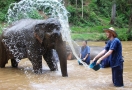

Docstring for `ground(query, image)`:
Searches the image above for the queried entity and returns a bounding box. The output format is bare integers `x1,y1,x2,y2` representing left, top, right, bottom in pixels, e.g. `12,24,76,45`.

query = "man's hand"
91,58,96,64
96,59,102,65
83,58,86,61
82,58,86,62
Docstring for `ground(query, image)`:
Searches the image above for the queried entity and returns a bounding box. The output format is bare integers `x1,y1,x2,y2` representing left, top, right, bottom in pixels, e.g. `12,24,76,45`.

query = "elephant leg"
56,41,68,77
29,55,42,74
0,40,8,68
11,59,18,68
43,49,57,71
0,63,5,68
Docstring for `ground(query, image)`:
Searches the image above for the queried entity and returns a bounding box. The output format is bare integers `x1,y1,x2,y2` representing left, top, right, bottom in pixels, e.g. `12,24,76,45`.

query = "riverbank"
71,26,129,41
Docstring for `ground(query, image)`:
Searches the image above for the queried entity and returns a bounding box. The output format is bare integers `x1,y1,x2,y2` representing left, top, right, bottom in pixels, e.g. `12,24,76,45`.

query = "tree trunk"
76,0,78,15
82,0,83,18
110,1,116,24
75,0,78,18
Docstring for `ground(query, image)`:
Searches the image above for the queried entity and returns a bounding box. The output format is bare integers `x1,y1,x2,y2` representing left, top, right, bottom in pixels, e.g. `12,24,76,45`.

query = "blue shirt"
105,38,124,67
81,46,90,60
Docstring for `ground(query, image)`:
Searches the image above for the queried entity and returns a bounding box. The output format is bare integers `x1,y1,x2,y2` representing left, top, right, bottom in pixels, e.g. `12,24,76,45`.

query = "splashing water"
6,0,88,66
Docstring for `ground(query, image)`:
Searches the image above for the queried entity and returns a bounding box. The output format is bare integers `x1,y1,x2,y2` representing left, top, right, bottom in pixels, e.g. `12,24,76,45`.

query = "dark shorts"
112,64,124,87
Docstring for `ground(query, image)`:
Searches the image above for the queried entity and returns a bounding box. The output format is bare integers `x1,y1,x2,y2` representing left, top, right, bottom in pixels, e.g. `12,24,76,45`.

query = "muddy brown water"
0,41,132,90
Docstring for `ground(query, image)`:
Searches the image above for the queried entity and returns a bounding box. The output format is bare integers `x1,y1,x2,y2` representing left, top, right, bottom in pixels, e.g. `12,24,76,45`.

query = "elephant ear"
34,24,45,44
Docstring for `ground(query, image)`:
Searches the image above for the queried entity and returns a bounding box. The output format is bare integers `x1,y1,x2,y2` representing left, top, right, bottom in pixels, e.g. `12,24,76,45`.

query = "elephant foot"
12,63,18,68
62,74,68,77
33,68,42,74
11,59,18,68
62,72,68,77
50,67,57,71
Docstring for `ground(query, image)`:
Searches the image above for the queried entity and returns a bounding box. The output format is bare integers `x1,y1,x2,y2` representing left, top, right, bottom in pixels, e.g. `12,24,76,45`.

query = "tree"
81,0,83,18
76,0,77,9
110,0,116,24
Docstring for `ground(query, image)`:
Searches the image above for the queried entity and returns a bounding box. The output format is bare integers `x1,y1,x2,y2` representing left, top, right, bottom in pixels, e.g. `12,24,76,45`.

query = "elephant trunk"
55,40,68,77
52,29,61,39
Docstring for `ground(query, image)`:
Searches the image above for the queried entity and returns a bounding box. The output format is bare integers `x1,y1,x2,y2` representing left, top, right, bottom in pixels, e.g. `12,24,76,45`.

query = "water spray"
6,0,89,67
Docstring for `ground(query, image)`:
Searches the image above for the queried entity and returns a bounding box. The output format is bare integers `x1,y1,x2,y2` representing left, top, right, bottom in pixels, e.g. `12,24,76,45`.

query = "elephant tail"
0,35,8,68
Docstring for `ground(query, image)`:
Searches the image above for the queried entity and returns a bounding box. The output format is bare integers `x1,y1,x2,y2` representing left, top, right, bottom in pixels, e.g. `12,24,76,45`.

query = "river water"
0,41,132,90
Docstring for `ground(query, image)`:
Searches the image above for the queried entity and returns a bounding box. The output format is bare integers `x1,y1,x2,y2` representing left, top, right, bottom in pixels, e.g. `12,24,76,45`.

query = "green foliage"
71,33,107,41
0,12,5,22
0,0,20,22
116,28,128,41
67,0,129,29
71,26,129,41
0,24,2,34
127,31,132,40
98,34,107,41
0,0,131,41
88,0,110,18
115,14,128,28
71,25,112,33
26,10,43,19
67,4,101,27
0,23,9,35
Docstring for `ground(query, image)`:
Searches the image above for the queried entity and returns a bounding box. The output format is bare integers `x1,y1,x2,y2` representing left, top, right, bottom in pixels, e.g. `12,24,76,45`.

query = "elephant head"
34,18,68,77
34,18,61,48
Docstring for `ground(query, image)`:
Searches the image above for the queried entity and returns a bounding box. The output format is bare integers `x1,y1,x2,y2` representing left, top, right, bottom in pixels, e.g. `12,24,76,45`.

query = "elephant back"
0,35,8,67
3,19,45,37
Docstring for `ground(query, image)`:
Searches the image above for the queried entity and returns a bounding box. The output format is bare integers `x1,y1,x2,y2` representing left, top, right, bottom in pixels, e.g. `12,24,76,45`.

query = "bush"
115,14,128,28
116,28,128,41
27,10,43,19
0,0,20,22
0,12,5,22
0,23,9,35
0,24,2,34
67,4,101,27
98,34,107,41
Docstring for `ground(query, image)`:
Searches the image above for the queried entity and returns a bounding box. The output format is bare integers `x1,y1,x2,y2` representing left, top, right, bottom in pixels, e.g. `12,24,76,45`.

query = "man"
92,27,124,87
79,40,90,65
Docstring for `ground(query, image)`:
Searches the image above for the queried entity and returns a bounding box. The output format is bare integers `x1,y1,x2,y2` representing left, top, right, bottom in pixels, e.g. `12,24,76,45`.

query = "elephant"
66,43,103,60
0,18,68,77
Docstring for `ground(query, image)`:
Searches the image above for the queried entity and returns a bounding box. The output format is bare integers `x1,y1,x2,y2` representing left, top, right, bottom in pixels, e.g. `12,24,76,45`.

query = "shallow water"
0,41,132,90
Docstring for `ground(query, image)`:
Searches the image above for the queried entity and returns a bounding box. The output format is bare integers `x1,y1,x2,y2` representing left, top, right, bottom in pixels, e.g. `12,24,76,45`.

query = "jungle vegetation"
0,0,132,41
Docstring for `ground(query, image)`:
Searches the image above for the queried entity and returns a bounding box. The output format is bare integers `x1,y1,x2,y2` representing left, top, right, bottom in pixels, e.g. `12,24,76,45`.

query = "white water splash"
6,0,88,66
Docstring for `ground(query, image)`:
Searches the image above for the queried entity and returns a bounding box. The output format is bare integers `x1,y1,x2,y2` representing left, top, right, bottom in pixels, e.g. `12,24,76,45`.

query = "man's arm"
92,49,106,62
83,54,89,60
96,50,113,64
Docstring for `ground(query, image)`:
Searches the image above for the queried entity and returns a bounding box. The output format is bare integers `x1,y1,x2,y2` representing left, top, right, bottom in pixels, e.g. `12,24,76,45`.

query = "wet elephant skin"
0,18,68,77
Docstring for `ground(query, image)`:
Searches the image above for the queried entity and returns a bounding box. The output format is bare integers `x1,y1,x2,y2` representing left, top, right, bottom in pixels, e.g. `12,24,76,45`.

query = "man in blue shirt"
79,40,90,65
92,27,124,87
